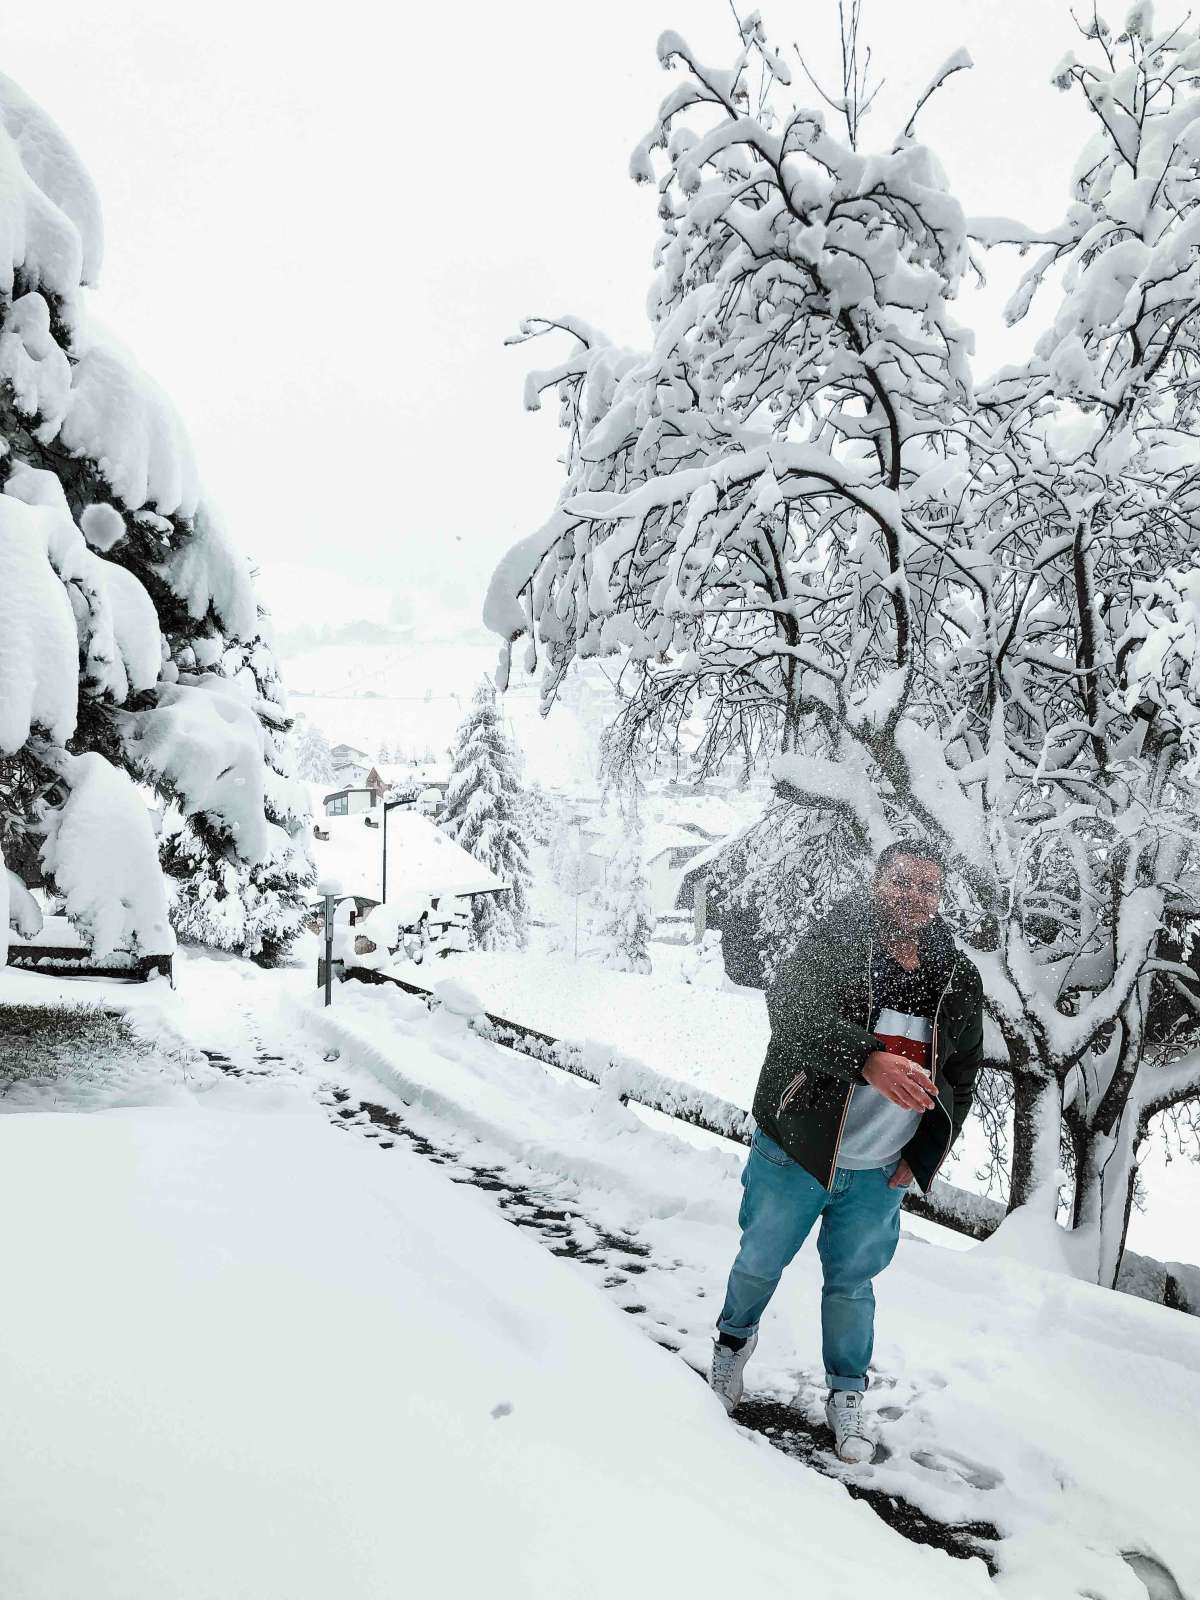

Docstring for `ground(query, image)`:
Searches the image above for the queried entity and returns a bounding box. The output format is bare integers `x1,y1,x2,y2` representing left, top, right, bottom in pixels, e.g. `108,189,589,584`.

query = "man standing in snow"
709,842,982,1463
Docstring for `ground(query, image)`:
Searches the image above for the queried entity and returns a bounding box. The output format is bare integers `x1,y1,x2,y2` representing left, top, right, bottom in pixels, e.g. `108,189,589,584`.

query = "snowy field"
2,948,1197,1599
391,947,770,1105
284,638,612,794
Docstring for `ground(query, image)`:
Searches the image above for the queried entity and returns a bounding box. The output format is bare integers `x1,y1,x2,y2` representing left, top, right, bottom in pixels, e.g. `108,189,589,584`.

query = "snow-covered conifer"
594,804,653,974
440,682,531,950
0,72,311,962
296,721,336,783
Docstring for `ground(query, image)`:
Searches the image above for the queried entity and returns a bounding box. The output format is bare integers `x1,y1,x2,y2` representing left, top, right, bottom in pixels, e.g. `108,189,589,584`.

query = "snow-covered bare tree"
487,9,1200,1285
0,72,312,965
440,682,531,950
485,12,973,774
594,800,653,973
945,8,1200,1281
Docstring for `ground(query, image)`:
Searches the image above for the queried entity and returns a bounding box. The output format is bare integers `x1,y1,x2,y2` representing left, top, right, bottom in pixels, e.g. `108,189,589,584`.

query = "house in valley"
364,761,449,818
330,743,372,785
322,785,377,817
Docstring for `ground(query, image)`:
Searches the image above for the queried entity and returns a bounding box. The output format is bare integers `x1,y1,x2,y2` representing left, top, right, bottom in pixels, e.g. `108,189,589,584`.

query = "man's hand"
862,1050,936,1111
888,1159,915,1190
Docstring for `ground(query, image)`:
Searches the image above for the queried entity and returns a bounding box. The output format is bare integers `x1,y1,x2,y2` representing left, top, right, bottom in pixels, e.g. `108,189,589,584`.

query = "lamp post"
381,793,418,904
316,876,343,1006
322,893,336,1006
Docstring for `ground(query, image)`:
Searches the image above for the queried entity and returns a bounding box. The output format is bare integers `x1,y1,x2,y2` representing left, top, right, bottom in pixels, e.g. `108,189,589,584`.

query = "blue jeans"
717,1129,905,1393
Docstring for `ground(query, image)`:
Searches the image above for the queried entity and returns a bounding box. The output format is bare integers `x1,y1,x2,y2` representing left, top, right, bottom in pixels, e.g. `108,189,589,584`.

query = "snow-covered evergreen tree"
440,682,531,950
0,72,312,962
594,804,653,973
545,808,593,957
296,721,336,783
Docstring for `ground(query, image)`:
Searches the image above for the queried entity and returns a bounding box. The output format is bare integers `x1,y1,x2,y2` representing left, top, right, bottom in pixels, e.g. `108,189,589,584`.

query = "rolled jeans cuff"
825,1372,867,1393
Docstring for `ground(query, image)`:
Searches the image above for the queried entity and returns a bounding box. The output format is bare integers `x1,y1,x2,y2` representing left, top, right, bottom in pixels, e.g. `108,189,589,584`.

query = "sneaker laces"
712,1344,737,1382
832,1393,868,1438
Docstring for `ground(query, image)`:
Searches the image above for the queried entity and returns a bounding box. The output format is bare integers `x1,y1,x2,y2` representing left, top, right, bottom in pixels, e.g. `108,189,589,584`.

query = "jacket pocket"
777,1068,808,1116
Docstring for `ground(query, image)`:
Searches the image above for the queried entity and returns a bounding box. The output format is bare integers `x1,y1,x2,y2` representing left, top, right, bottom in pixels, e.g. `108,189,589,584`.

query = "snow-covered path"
3,949,1198,1599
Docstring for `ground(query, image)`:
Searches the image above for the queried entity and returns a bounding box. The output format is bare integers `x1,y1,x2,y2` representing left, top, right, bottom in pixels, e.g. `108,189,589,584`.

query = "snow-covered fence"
345,965,753,1142
1116,1249,1200,1319
341,963,1198,1317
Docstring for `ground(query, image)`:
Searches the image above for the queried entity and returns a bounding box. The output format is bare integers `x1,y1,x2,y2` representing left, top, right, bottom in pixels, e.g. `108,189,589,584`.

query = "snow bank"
0,1098,988,1600
970,1183,1096,1278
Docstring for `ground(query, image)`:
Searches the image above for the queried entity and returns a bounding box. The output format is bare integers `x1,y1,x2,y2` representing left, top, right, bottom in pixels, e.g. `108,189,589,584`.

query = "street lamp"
381,793,418,904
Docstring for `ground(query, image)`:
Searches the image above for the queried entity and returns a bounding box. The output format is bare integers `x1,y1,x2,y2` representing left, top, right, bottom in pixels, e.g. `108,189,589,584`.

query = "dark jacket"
751,892,983,1194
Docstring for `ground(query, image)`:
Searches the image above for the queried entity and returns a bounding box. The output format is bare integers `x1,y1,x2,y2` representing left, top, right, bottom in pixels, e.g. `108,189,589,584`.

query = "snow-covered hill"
280,630,614,796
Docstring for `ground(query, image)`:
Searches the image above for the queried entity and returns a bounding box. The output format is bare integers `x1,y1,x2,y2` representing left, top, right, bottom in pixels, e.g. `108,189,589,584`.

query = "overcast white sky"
2,0,1093,635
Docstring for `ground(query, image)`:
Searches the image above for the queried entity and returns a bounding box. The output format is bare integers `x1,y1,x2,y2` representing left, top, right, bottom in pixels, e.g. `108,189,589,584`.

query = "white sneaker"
825,1389,875,1463
708,1332,758,1414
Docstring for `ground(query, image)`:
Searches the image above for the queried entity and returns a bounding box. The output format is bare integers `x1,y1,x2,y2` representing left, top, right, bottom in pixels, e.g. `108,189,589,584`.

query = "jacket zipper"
924,957,959,1187
824,938,874,1188
779,930,961,1190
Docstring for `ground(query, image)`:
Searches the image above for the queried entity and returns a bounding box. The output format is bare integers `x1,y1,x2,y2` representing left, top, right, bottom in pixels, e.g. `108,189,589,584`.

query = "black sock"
718,1331,747,1352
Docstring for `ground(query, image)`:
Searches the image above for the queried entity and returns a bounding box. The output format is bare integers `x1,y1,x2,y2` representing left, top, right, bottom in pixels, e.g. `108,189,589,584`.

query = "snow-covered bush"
0,71,312,964
344,895,469,970
488,11,1200,1285
680,930,729,990
440,682,531,950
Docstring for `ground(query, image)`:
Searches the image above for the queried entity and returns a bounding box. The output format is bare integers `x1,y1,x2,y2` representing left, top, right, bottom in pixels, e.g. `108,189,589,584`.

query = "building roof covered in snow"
643,823,716,862
306,796,506,903
366,762,420,791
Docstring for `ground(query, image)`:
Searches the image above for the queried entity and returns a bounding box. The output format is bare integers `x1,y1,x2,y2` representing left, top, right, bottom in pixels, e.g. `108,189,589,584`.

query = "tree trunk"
1070,1097,1143,1287
1009,1072,1063,1210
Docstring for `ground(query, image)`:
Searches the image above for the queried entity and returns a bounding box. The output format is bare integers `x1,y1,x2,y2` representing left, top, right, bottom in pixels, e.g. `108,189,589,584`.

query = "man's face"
873,853,944,935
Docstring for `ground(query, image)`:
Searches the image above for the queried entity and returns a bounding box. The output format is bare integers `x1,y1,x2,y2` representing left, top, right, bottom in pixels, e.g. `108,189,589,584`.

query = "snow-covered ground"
5,1095,988,1600
2,947,1198,1598
392,947,769,1105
